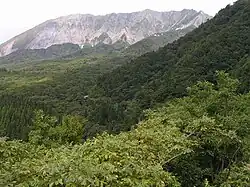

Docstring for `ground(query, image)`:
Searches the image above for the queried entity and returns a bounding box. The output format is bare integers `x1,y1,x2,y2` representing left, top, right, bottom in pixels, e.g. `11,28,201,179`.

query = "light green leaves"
1,72,250,186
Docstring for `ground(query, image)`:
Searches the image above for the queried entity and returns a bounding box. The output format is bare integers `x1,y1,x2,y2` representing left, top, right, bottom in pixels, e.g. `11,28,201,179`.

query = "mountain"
1,1,250,186
0,9,211,57
0,0,248,142
1,2,250,186
0,43,80,63
62,43,125,59
97,0,250,111
123,26,196,56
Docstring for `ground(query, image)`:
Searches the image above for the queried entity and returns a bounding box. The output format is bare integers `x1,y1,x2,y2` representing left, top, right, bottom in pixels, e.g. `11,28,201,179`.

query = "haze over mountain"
0,9,211,57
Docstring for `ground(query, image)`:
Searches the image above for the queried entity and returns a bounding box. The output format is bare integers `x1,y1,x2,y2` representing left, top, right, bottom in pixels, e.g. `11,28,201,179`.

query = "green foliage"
0,95,53,140
29,110,86,146
123,26,195,56
156,72,250,186
233,55,250,93
0,43,80,64
0,54,132,140
220,164,250,186
1,0,249,140
96,0,250,136
1,72,250,186
1,110,192,186
0,2,250,186
64,43,125,59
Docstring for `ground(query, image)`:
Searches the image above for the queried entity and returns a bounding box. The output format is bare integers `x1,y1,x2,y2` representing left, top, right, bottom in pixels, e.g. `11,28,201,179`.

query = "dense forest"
1,72,250,186
0,0,250,186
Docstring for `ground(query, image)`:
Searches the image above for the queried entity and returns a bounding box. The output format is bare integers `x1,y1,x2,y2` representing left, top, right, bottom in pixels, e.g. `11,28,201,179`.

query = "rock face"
0,9,211,57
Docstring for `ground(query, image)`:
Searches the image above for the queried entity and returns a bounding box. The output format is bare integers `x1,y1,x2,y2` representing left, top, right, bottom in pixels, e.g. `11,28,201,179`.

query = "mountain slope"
98,0,250,108
0,0,248,141
0,43,80,63
0,9,211,57
123,26,196,56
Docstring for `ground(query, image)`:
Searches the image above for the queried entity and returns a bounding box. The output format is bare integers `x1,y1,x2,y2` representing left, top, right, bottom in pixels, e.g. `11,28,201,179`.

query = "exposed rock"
0,9,211,56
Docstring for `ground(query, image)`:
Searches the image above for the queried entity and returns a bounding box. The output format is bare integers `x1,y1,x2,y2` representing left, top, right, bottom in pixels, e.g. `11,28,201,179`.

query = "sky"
0,0,236,44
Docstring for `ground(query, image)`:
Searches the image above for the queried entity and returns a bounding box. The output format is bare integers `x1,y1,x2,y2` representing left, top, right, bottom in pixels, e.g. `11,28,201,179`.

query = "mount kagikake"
0,9,211,57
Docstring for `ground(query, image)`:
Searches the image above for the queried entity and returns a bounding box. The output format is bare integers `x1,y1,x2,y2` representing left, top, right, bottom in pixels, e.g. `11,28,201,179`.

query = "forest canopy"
1,72,250,186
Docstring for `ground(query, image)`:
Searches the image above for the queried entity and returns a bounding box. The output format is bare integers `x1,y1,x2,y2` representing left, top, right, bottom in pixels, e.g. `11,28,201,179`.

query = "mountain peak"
142,9,156,13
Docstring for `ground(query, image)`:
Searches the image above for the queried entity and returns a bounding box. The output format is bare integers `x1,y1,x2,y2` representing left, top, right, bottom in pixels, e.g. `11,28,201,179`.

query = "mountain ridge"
0,9,211,57
97,0,250,108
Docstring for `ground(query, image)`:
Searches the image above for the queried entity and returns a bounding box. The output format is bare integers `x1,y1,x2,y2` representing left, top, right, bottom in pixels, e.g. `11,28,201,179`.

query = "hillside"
0,54,133,140
1,0,250,186
123,26,195,56
0,0,249,141
62,42,128,59
0,9,211,57
1,72,250,186
0,43,125,65
0,43,80,64
98,0,250,107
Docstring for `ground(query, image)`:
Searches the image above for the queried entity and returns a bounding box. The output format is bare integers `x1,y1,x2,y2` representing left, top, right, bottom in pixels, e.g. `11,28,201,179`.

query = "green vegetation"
0,54,133,139
28,110,86,146
0,43,80,64
1,1,249,137
0,95,51,140
123,26,195,56
100,0,250,102
1,72,250,186
0,0,250,185
62,43,125,59
95,0,250,133
0,0,249,140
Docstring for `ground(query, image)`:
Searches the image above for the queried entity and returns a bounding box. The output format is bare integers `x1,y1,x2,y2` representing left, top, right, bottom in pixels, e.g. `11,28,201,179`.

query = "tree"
29,110,86,146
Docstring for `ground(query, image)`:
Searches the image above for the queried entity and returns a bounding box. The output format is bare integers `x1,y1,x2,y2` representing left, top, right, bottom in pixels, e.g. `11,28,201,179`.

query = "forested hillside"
0,0,249,140
0,0,250,186
0,54,133,139
0,43,80,63
92,0,250,134
99,0,250,103
1,72,250,186
123,26,196,56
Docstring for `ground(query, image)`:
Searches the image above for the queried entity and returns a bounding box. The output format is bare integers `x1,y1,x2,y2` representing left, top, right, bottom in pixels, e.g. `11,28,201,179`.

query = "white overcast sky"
0,0,236,44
